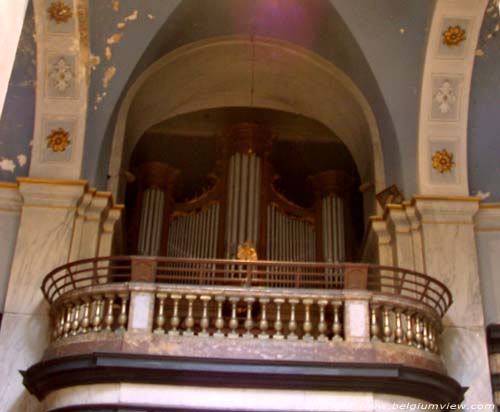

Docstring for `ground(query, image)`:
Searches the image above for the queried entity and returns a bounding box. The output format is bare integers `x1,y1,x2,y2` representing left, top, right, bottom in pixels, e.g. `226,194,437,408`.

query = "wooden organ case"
129,123,358,265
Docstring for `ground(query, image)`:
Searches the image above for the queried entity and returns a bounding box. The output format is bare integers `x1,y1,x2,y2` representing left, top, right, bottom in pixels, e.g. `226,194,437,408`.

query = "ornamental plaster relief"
418,0,488,196
30,0,89,180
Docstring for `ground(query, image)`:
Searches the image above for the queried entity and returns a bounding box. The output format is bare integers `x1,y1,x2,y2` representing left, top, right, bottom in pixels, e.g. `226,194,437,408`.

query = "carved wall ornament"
434,81,457,114
237,241,258,261
47,1,73,24
432,149,455,173
46,127,71,152
442,25,466,47
49,58,74,92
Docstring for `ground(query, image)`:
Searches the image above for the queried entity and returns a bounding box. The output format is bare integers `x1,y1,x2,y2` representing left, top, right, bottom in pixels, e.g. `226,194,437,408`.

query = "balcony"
23,256,463,404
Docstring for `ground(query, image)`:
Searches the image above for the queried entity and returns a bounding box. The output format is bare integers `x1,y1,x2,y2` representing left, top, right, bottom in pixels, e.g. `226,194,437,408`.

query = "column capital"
369,216,391,245
414,196,480,224
385,204,411,233
0,183,22,212
219,122,274,158
137,161,179,192
309,170,356,198
17,178,87,208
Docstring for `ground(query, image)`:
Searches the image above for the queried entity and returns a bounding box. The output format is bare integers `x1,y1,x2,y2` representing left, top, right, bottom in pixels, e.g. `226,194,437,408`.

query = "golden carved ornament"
432,149,455,173
47,1,73,24
237,241,258,261
46,127,71,152
442,25,466,47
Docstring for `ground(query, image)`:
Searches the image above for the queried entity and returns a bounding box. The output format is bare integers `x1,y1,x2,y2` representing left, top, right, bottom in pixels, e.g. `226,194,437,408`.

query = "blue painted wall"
0,1,35,182
468,4,500,200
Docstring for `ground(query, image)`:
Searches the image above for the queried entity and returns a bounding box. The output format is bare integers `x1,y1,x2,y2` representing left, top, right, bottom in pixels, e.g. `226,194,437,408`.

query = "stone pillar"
385,204,414,270
403,202,425,272
0,183,22,312
0,178,86,411
415,196,493,405
369,217,393,267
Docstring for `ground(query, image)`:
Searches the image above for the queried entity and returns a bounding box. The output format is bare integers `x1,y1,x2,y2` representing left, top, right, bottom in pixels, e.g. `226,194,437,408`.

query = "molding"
17,177,88,187
22,352,465,404
475,207,500,232
415,197,479,224
0,184,22,212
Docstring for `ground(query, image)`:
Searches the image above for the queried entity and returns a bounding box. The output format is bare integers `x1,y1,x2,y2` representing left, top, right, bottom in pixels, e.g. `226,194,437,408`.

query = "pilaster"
415,196,492,405
0,183,22,311
385,204,414,270
0,178,86,412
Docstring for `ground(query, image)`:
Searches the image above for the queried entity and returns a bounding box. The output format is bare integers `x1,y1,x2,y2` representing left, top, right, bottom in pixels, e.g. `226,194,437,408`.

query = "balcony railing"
41,256,452,351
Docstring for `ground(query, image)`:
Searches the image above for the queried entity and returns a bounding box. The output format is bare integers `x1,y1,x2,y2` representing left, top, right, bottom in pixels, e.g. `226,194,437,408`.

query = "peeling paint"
89,54,101,70
17,154,27,167
107,33,123,45
147,14,155,20
123,10,138,22
475,48,485,57
105,46,112,61
0,158,16,173
117,22,125,29
112,0,119,12
102,66,116,88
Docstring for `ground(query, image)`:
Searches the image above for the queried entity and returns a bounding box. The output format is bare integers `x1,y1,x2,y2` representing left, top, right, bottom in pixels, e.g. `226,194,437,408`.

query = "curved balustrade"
42,256,452,316
29,257,461,404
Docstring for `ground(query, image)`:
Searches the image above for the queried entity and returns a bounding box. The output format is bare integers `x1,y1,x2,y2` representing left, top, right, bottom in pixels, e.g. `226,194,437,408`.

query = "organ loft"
0,1,498,411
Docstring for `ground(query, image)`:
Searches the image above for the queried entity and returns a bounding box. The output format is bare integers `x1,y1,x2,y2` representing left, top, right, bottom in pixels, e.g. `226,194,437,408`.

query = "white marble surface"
129,292,154,332
387,206,415,270
440,325,493,405
0,186,21,311
0,313,49,412
344,300,369,342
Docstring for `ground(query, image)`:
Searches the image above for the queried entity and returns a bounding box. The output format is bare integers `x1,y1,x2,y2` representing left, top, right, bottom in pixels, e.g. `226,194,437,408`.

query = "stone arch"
107,36,385,215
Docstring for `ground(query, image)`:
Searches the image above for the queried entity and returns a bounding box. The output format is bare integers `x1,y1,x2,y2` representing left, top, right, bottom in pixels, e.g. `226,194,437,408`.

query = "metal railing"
41,256,452,317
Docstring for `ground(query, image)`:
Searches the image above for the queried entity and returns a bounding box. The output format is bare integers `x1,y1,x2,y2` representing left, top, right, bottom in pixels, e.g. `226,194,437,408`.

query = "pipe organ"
130,123,357,265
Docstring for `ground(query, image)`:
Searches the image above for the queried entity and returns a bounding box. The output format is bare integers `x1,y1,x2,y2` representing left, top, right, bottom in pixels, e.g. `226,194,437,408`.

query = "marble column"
385,204,414,271
0,183,21,312
0,178,86,412
415,196,493,405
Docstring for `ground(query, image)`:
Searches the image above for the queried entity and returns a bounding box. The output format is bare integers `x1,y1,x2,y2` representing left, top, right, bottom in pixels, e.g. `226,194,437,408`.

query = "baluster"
332,300,342,341
52,312,59,340
317,299,328,341
382,306,393,343
184,295,197,336
214,295,226,338
57,309,65,339
71,300,82,336
394,307,404,344
422,318,430,351
63,303,73,338
414,314,423,349
370,304,380,341
81,298,91,334
169,294,182,336
117,293,129,331
405,311,414,346
104,294,115,332
228,297,240,338
243,297,255,338
273,298,285,340
92,296,103,332
199,295,211,337
302,298,313,340
258,298,270,339
154,293,167,334
431,322,439,353
288,298,299,340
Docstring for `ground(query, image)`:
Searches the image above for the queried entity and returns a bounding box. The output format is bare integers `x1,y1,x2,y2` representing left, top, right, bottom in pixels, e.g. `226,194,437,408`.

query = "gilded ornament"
442,25,466,47
237,241,258,261
47,1,72,23
46,128,71,152
432,149,455,173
